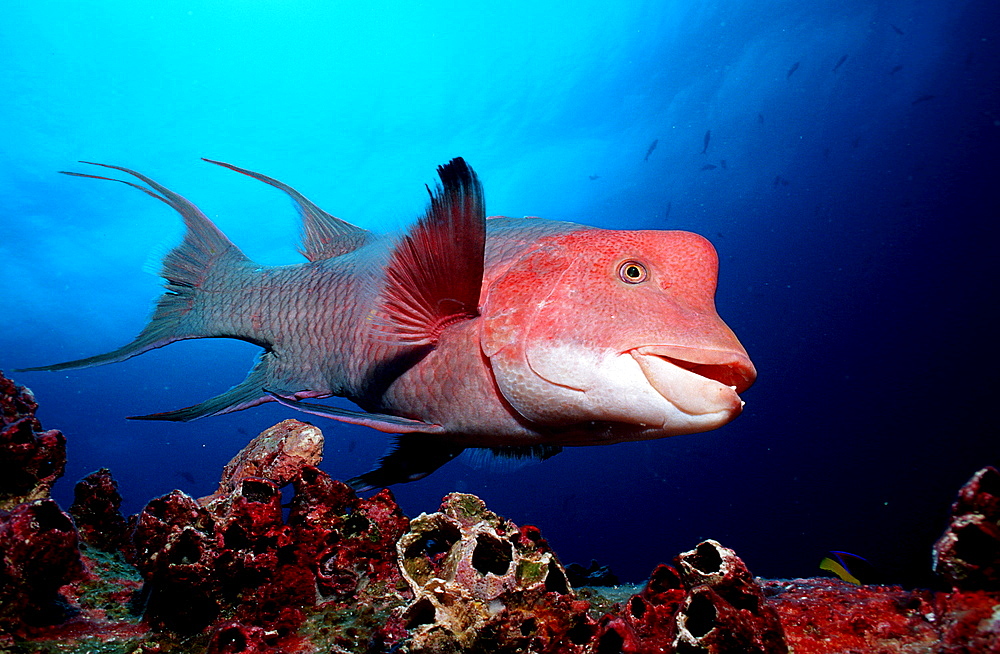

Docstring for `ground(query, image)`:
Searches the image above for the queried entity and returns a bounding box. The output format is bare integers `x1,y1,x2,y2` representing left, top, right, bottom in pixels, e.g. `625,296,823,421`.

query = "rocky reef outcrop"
0,369,998,653
0,370,65,510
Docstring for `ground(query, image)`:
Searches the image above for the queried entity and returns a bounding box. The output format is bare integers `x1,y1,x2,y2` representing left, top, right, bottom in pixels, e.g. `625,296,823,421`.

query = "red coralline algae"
934,465,1000,591
68,467,128,553
591,541,788,654
0,383,998,653
0,499,88,637
0,370,66,510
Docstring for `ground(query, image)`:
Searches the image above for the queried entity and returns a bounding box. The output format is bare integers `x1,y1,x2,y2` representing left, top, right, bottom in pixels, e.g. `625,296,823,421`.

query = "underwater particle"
0,370,66,510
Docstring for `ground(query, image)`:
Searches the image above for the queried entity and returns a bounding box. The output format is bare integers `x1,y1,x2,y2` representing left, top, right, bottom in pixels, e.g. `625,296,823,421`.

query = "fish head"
480,228,755,440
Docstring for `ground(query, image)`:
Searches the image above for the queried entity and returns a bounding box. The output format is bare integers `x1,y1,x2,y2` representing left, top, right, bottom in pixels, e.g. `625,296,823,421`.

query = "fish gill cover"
1,0,997,587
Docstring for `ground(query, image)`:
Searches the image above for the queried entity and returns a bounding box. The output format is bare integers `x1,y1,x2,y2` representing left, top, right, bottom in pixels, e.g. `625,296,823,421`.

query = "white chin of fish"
522,345,743,435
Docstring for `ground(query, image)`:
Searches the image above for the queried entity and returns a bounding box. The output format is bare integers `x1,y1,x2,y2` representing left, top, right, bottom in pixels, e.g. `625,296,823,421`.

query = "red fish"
20,158,756,489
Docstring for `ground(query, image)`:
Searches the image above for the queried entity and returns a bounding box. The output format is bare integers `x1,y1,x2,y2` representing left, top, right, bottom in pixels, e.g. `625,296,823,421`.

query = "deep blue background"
2,0,997,586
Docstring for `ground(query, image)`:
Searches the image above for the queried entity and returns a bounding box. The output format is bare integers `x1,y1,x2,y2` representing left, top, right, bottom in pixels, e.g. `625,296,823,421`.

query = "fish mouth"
629,345,756,417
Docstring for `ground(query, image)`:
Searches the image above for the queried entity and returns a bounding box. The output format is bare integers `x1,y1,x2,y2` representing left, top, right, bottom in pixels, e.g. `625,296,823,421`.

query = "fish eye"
618,260,648,284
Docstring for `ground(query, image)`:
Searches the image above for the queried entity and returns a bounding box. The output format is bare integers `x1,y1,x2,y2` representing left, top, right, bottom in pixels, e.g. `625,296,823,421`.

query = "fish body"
644,139,659,161
21,159,755,488
832,55,848,72
786,61,800,79
701,130,711,154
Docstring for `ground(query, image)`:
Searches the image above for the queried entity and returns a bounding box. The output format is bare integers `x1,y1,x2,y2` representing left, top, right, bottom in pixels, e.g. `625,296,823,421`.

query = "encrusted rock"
199,418,324,514
398,492,589,653
69,467,128,552
933,466,1000,591
0,499,88,635
130,489,221,633
0,370,66,510
593,540,788,653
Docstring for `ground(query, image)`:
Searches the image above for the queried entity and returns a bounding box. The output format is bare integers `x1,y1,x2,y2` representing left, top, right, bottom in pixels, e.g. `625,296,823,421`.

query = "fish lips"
629,345,756,418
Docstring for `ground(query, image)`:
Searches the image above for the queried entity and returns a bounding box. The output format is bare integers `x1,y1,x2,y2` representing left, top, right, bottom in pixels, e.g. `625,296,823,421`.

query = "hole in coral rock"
978,467,1000,498
223,524,251,551
596,626,624,654
567,618,595,645
520,617,536,636
629,596,647,620
241,479,275,503
675,641,709,654
544,561,569,594
404,523,461,564
344,513,371,538
647,564,685,595
688,542,723,575
684,591,717,638
168,530,204,566
32,500,73,533
405,598,437,629
215,626,248,652
472,533,513,576
953,521,1000,566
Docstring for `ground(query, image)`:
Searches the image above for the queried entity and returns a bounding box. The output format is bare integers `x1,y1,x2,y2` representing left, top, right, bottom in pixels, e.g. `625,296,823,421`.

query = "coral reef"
0,370,65,510
68,467,128,552
591,540,787,653
933,465,1000,591
0,375,998,653
398,492,593,653
0,499,88,637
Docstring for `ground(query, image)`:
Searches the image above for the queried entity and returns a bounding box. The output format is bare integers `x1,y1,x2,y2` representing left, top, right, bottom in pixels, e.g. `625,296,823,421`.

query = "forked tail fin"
17,162,252,373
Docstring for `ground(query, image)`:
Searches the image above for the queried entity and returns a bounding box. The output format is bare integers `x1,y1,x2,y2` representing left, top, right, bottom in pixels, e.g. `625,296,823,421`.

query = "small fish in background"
823,147,831,160
757,113,765,124
700,164,717,171
889,65,903,76
852,136,861,148
176,471,196,484
701,130,711,154
787,61,800,79
773,175,790,187
890,23,905,36
588,175,600,181
664,201,672,220
720,159,728,170
819,551,877,585
644,139,659,161
912,94,936,106
832,54,848,73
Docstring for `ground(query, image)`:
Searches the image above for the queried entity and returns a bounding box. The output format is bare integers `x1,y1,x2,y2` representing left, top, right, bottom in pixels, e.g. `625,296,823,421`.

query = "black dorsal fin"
202,158,372,260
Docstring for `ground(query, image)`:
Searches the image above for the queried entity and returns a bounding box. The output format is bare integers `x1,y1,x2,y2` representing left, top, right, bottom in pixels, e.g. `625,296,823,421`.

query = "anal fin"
131,353,281,421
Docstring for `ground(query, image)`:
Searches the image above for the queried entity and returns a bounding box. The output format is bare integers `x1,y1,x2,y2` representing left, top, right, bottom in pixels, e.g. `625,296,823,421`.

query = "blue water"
2,0,996,587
